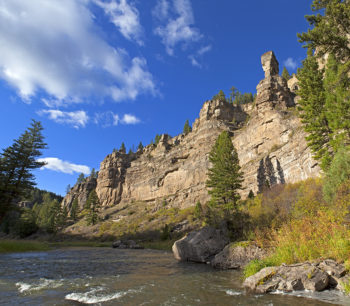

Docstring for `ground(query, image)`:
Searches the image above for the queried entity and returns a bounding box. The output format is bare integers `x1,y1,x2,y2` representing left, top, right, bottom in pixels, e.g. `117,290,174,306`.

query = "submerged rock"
112,240,143,249
172,226,229,263
211,242,267,269
243,260,347,294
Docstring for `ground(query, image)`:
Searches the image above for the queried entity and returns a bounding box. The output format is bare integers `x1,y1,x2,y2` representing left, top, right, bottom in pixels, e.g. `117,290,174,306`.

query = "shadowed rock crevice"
257,155,285,193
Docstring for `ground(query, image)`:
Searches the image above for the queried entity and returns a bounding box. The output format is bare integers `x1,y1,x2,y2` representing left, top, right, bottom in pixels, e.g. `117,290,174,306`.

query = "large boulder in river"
243,260,347,294
172,226,229,263
211,242,267,269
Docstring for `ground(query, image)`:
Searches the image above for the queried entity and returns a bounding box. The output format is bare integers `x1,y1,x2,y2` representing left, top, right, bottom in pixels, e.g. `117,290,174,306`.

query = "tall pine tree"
297,49,333,170
0,120,47,221
324,54,350,149
206,131,243,214
297,0,350,67
85,190,100,225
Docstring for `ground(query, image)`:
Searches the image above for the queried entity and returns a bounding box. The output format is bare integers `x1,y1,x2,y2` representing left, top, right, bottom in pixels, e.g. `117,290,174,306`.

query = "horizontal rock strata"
62,51,320,210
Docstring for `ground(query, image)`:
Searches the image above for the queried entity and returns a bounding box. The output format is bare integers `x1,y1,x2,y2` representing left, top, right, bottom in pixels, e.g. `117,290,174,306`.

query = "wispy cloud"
197,45,212,56
153,0,203,56
38,157,90,175
93,0,144,45
93,111,119,127
38,109,89,129
188,55,201,68
0,0,156,105
188,44,212,68
284,57,298,70
152,0,169,21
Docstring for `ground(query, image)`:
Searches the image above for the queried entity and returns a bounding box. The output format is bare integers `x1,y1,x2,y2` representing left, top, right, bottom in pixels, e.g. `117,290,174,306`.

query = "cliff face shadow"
257,155,285,193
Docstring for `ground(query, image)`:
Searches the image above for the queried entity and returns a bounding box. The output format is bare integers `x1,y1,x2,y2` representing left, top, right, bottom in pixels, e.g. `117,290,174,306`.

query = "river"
0,247,349,305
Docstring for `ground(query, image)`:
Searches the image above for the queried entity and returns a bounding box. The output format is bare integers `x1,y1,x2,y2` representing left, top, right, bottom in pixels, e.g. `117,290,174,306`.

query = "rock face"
233,51,319,195
172,226,229,263
211,242,267,269
61,176,97,211
261,51,279,78
256,51,294,111
63,51,320,209
243,260,346,294
95,99,247,208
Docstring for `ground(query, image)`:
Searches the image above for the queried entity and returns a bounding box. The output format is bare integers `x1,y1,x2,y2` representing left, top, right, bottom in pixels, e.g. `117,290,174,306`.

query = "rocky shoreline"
171,226,350,298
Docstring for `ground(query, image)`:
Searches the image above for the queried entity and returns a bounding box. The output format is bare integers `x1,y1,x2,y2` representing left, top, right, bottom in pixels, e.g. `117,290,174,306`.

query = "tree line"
213,87,256,105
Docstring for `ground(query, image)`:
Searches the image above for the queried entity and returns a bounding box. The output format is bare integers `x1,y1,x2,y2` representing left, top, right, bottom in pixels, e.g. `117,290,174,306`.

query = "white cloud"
188,55,201,68
198,45,212,55
93,0,143,45
284,57,298,70
38,109,89,129
152,0,169,21
188,44,212,68
94,111,119,127
121,113,140,124
0,0,156,105
38,157,90,175
153,0,203,55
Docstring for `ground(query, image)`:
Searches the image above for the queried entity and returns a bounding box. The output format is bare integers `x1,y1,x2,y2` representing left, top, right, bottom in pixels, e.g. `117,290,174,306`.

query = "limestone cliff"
62,51,320,211
96,100,247,209
61,176,97,211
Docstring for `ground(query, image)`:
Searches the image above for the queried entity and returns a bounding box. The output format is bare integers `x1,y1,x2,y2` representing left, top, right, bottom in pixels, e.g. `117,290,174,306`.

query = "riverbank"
0,240,50,253
0,237,175,254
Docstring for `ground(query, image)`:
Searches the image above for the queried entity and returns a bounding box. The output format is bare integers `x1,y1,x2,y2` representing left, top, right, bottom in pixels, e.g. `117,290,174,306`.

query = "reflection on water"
0,247,348,305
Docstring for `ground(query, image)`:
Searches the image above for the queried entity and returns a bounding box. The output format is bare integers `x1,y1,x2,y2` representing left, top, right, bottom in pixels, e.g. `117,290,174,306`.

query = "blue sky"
0,0,313,196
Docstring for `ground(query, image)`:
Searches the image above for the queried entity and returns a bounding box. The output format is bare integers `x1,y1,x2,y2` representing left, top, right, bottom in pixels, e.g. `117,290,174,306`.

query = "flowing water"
0,247,349,305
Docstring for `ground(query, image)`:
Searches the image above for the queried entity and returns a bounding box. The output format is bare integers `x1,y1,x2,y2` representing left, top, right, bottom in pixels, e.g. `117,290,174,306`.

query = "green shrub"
14,209,38,238
244,258,278,278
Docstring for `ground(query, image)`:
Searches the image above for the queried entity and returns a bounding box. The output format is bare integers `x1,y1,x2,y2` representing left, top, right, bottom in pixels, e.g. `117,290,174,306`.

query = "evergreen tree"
323,146,350,202
47,199,62,233
70,198,79,221
183,120,192,135
282,66,291,81
213,90,226,102
66,184,71,194
119,142,126,153
85,190,100,225
229,86,239,104
90,168,97,179
0,120,47,221
297,0,350,66
297,49,333,170
128,148,133,154
36,197,62,233
77,173,85,184
324,54,350,149
59,205,68,227
154,134,161,145
137,141,144,151
206,131,243,214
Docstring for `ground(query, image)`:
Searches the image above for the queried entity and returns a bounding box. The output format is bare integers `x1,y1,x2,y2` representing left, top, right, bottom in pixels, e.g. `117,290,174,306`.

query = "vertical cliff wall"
62,51,320,211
